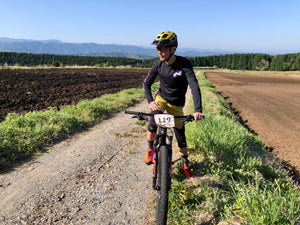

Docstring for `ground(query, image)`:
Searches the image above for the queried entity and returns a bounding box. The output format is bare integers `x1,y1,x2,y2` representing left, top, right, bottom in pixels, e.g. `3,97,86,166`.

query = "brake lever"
138,113,149,121
183,115,194,123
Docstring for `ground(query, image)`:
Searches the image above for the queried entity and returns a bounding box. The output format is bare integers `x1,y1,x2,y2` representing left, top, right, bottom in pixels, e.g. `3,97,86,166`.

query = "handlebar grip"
124,110,140,115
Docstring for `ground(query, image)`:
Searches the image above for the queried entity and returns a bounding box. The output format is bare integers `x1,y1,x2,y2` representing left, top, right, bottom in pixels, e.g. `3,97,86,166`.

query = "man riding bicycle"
143,31,204,178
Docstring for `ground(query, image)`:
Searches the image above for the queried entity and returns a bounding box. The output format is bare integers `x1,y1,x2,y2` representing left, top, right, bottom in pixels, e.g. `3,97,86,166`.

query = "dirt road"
205,72,300,179
0,100,154,224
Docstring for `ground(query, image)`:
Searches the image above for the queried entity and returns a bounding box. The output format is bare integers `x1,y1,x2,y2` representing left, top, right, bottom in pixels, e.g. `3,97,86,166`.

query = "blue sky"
1,0,300,53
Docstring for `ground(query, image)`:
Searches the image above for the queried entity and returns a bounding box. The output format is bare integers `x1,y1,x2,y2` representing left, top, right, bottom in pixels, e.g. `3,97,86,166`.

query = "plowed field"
206,71,300,179
0,68,149,122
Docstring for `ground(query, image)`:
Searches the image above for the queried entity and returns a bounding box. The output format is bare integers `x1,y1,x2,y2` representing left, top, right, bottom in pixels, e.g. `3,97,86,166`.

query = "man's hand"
149,101,158,111
193,112,204,121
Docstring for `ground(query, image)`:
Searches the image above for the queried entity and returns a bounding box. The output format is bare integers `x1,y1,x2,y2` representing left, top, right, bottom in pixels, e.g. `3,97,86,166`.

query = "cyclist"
143,31,204,178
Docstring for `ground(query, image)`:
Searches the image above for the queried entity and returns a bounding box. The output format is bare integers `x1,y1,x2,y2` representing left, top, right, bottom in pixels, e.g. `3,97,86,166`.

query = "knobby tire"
156,145,170,225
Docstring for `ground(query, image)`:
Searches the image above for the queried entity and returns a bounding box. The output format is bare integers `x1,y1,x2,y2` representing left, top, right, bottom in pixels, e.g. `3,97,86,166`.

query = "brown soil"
205,71,300,179
0,68,149,122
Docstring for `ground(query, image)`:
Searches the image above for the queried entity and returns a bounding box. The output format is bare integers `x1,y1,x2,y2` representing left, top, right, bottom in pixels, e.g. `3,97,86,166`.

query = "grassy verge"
167,72,300,225
0,87,152,165
210,69,300,77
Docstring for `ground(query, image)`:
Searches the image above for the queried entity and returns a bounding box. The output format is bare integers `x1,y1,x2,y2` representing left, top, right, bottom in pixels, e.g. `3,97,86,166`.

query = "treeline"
187,53,300,71
143,53,300,71
1,51,300,71
0,52,141,67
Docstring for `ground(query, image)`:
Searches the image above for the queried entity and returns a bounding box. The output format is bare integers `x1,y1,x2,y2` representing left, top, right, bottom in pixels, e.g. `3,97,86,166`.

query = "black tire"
156,145,171,225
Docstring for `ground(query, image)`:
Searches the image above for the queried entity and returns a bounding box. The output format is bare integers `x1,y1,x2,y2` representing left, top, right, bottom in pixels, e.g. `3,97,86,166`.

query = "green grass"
0,88,145,163
167,72,300,225
0,81,160,165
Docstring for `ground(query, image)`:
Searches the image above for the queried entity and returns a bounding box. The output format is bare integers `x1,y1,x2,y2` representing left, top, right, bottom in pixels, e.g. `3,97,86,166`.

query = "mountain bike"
125,110,196,225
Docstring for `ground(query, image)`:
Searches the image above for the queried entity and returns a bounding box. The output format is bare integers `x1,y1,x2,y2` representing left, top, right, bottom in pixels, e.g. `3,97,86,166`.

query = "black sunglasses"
156,46,170,52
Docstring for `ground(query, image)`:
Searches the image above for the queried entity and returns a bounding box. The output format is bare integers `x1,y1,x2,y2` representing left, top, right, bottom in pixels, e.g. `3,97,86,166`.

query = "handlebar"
125,110,151,121
124,110,204,123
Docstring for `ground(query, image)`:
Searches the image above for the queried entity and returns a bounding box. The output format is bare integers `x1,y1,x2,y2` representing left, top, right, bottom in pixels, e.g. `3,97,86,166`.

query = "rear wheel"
156,145,171,225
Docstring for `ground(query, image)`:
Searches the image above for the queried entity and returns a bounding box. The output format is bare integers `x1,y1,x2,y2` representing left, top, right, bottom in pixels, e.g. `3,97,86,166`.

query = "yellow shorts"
155,95,184,129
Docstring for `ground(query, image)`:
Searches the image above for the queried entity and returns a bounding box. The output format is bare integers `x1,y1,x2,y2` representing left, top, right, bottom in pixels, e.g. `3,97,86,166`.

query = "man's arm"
183,60,204,121
143,63,158,104
185,68,202,113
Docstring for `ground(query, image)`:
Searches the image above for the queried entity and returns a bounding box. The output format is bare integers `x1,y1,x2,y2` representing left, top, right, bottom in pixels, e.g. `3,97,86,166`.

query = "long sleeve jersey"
143,55,202,113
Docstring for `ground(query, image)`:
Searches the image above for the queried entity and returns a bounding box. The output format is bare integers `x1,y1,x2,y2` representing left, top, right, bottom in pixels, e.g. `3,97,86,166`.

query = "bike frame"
125,110,197,225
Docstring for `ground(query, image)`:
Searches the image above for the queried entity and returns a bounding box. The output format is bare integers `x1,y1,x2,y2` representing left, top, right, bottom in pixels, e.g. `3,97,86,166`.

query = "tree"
256,59,270,71
295,54,300,70
52,61,60,67
270,55,285,71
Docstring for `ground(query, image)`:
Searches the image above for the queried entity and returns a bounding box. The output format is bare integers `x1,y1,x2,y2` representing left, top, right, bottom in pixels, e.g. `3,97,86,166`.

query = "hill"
0,37,231,58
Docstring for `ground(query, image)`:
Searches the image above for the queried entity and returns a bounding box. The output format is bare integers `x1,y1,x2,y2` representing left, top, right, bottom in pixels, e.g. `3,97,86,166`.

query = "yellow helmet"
151,31,178,47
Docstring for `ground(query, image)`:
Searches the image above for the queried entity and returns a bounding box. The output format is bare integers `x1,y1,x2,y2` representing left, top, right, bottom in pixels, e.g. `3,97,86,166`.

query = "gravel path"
0,100,155,225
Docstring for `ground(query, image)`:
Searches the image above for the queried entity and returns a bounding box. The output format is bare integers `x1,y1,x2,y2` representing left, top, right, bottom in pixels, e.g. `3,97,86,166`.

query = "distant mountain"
0,37,63,43
0,37,232,58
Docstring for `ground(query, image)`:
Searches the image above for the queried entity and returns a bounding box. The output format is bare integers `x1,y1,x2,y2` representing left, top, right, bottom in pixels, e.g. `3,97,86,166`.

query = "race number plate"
154,114,175,128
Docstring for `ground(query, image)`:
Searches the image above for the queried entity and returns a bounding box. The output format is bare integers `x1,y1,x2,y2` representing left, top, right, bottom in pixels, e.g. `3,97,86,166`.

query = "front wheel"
156,145,171,225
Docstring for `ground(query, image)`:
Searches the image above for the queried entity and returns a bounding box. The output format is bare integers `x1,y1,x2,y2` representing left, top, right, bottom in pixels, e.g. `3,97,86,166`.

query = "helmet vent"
152,31,178,47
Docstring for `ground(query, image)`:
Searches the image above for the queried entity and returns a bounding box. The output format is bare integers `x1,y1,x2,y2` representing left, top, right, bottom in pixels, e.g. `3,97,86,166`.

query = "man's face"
156,45,175,61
